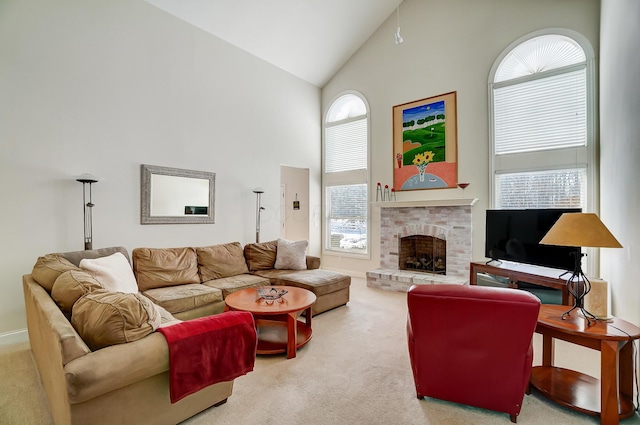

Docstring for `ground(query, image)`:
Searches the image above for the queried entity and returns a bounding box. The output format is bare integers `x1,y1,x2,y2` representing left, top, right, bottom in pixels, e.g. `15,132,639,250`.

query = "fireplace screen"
399,235,446,274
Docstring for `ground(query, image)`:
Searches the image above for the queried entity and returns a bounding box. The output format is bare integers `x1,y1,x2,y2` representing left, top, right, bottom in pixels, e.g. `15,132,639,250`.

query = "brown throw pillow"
243,240,278,271
197,242,250,281
71,291,161,351
32,254,79,292
51,270,104,316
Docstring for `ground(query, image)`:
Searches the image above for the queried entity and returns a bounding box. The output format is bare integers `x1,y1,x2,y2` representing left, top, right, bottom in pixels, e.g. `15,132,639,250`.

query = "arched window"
323,92,369,255
489,30,595,211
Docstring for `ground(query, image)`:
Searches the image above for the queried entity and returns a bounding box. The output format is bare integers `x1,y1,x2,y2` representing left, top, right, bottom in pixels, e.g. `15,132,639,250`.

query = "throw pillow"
71,291,161,351
51,270,104,316
243,240,278,271
80,252,139,294
31,254,79,292
274,238,308,270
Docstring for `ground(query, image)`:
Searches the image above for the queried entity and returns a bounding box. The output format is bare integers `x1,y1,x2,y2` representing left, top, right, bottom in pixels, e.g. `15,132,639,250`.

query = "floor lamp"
253,188,265,243
76,173,99,250
539,212,622,325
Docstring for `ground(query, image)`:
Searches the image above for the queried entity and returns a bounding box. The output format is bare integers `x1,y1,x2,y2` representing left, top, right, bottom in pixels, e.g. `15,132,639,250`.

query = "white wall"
0,0,321,334
600,0,640,326
321,0,600,277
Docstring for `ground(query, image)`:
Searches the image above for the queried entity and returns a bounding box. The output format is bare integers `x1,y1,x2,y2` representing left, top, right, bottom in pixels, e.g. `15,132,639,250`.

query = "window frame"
322,91,371,259
487,28,598,275
488,28,597,212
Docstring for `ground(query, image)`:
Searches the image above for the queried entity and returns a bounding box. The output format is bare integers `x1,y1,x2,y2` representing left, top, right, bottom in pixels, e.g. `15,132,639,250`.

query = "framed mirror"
141,164,215,224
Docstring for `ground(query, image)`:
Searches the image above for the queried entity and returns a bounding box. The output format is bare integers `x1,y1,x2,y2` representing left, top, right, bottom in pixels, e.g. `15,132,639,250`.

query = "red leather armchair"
406,284,540,423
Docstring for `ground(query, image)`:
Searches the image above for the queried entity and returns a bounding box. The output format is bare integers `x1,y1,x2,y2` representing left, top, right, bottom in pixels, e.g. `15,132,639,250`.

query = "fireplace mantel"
371,198,478,208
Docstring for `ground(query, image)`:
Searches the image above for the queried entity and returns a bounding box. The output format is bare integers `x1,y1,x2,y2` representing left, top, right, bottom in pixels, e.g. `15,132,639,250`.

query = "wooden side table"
530,305,640,424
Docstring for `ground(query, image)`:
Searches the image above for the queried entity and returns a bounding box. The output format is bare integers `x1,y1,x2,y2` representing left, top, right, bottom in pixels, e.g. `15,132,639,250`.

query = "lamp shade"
75,173,99,183
539,213,622,248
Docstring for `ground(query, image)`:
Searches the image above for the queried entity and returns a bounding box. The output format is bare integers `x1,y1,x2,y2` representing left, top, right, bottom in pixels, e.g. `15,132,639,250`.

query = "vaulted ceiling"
145,0,404,87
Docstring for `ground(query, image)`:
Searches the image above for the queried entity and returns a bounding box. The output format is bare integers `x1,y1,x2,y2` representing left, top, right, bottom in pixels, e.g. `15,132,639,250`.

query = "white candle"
585,278,609,319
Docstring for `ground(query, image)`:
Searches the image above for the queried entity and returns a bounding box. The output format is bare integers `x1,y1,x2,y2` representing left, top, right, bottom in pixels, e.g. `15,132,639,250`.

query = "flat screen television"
485,208,582,271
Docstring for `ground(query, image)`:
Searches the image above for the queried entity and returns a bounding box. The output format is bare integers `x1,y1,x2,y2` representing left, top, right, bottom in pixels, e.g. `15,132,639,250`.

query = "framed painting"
392,91,458,191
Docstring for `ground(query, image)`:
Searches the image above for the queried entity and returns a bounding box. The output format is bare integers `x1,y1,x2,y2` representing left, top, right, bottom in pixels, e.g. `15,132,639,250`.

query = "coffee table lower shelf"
530,366,636,419
254,318,312,355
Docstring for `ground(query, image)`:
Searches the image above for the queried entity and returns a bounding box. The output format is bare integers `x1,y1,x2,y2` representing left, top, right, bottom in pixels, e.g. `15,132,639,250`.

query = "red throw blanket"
158,311,257,403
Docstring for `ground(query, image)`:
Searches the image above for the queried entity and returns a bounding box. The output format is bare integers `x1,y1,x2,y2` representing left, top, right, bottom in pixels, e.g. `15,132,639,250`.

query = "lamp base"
578,311,613,321
560,253,598,326
561,304,597,326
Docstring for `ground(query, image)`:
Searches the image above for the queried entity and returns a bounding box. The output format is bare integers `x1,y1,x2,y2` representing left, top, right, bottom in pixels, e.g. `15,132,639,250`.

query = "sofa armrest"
64,310,254,404
306,255,320,270
64,331,170,404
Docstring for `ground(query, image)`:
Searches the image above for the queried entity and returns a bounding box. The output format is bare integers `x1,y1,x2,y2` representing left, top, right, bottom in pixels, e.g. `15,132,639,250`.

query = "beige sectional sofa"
23,240,350,425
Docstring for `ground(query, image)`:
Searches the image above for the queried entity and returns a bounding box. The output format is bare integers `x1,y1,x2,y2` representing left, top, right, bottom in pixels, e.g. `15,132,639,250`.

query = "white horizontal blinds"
325,118,367,173
494,68,587,155
494,35,586,83
496,168,586,209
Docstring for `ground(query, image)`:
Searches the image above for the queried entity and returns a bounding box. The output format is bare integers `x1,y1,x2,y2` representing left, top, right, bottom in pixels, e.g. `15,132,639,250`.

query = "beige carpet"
2,278,638,424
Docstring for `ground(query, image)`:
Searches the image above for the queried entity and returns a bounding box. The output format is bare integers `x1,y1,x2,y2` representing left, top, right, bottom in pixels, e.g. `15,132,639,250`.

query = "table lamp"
539,212,622,325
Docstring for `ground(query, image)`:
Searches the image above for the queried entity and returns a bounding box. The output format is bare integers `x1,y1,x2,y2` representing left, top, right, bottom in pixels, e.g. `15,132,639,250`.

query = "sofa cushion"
71,291,161,351
203,274,270,298
142,283,223,315
32,254,79,292
132,247,199,291
243,240,278,271
255,269,351,297
51,270,104,315
79,252,138,294
274,238,308,270
196,242,250,281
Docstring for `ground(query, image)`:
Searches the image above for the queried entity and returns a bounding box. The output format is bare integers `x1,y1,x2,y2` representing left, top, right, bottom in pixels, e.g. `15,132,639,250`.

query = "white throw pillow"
274,238,308,270
80,252,139,294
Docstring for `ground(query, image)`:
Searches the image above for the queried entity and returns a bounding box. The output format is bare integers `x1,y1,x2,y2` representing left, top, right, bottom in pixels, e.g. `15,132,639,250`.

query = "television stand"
470,261,572,305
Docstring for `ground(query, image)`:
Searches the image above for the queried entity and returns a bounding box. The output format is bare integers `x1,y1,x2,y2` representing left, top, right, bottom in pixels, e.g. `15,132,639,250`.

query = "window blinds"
494,68,587,155
325,119,367,173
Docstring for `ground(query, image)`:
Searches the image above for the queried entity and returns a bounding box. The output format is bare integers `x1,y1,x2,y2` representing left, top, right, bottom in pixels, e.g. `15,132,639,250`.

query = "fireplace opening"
399,235,446,274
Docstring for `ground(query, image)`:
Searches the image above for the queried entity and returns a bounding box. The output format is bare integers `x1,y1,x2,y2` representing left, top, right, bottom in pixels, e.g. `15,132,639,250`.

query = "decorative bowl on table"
257,287,288,303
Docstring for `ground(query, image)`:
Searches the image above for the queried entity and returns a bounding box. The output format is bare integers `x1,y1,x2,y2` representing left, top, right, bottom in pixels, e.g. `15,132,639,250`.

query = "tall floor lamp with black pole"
253,187,265,243
76,173,99,250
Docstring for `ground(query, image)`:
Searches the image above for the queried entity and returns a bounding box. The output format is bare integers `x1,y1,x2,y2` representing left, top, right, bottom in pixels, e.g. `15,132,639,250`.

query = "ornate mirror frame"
140,164,215,224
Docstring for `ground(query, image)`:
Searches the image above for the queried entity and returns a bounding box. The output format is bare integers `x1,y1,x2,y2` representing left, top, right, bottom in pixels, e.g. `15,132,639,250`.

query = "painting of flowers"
393,92,458,191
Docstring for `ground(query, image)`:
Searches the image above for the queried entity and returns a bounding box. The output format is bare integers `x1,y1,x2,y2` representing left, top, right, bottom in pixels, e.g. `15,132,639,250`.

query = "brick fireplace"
367,199,477,291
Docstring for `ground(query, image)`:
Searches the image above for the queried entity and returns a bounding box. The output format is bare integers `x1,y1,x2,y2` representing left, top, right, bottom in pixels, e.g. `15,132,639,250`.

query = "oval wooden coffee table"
224,286,316,359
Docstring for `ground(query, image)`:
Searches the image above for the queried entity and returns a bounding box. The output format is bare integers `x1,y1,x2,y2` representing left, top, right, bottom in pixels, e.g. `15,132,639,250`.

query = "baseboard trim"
0,329,29,346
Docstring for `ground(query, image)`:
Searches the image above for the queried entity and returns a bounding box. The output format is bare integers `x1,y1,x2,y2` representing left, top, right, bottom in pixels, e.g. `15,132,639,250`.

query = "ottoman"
269,269,350,315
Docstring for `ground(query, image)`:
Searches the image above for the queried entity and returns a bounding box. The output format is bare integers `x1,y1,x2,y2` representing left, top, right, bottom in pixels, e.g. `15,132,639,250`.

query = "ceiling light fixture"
394,5,404,45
